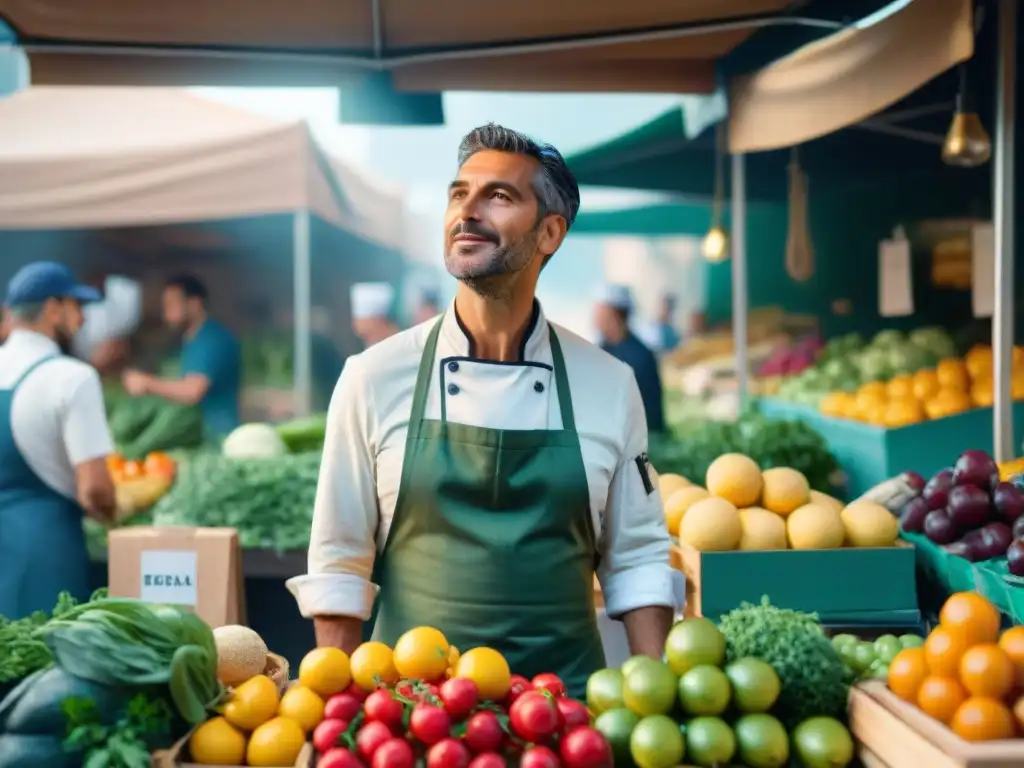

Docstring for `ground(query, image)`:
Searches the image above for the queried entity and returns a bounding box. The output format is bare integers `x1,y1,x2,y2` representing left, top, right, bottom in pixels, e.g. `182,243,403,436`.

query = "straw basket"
263,652,290,696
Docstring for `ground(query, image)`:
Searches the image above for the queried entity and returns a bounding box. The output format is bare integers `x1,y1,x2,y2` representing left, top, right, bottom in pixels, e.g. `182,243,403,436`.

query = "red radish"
316,748,364,768
505,675,534,706
372,738,415,768
464,710,504,753
427,738,473,768
439,677,479,720
356,721,393,761
468,754,507,768
556,699,590,731
510,691,560,743
324,693,362,722
364,690,404,728
410,703,452,746
531,673,567,698
312,718,349,754
559,726,613,768
521,745,561,768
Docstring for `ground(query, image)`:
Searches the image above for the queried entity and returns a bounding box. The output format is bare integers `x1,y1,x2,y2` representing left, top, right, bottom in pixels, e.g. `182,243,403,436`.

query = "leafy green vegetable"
104,386,205,460
718,597,849,728
275,413,327,454
64,693,173,768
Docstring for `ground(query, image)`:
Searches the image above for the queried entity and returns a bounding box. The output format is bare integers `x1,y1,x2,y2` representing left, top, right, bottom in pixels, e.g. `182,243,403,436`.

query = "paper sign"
971,222,995,318
140,550,197,606
878,235,913,317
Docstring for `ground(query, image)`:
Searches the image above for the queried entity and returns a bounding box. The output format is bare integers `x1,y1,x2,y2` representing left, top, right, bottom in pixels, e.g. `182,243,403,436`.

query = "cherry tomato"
364,689,404,729
372,738,415,768
532,673,567,698
505,675,534,707
556,699,590,732
324,693,362,722
509,692,560,743
464,710,504,753
521,745,561,768
439,677,479,720
468,754,507,768
316,747,364,768
426,738,472,768
356,721,393,761
312,718,349,754
345,682,368,702
410,703,452,746
559,726,613,768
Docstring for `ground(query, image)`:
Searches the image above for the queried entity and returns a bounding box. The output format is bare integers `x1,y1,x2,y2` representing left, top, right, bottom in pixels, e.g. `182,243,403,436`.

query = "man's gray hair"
7,302,45,322
457,124,581,230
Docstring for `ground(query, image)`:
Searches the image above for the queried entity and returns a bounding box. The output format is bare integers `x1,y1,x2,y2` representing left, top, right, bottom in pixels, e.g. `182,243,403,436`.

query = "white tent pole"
731,153,749,403
293,210,312,417
993,0,1017,463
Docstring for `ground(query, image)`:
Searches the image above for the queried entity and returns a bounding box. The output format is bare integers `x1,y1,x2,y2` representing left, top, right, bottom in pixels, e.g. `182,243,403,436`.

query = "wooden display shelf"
849,681,1024,768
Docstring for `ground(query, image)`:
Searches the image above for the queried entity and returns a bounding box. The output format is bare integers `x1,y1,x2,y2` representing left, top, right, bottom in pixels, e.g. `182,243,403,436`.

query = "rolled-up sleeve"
286,354,380,620
596,373,677,619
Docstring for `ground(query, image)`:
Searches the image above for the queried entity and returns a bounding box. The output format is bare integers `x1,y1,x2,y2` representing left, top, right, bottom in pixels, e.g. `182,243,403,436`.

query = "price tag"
140,550,198,606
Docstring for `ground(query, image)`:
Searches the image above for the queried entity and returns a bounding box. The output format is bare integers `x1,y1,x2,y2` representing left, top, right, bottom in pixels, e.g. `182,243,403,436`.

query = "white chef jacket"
287,303,679,622
0,330,115,499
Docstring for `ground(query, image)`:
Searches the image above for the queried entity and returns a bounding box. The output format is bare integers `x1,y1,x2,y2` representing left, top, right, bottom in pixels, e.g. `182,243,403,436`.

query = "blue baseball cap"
5,261,101,306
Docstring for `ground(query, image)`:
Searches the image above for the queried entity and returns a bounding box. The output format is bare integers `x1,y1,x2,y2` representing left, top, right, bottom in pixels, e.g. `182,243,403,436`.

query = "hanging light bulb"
702,226,729,262
703,122,730,263
942,65,992,168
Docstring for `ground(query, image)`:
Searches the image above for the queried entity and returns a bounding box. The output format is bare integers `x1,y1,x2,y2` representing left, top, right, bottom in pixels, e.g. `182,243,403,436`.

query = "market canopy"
0,87,405,248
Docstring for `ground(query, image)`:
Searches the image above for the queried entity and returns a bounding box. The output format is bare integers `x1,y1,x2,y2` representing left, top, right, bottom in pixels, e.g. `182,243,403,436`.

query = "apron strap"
10,354,58,391
547,327,577,434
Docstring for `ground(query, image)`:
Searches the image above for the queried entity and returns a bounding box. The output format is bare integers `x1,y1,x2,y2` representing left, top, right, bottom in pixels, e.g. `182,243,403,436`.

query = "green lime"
734,714,790,768
623,660,678,717
630,715,685,768
678,665,731,716
867,660,890,680
685,716,736,767
850,642,876,673
587,668,625,715
594,707,640,765
792,716,855,768
664,617,725,675
873,635,902,663
622,654,656,678
830,633,858,650
899,634,924,649
724,657,781,713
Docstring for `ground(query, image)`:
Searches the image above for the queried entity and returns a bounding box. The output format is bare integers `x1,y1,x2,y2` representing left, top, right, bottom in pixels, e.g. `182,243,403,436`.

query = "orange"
936,359,970,390
913,369,940,400
1013,694,1024,731
950,697,1016,742
917,676,967,724
247,717,306,766
350,641,400,692
298,647,352,697
888,647,929,702
998,626,1024,688
925,627,968,677
277,685,325,732
887,375,914,399
121,459,144,479
143,451,177,478
189,716,247,765
940,592,1001,646
454,647,512,701
393,626,450,680
959,645,1015,700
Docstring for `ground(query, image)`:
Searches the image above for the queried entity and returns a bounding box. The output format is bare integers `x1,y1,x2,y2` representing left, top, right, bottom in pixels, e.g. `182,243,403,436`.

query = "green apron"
369,315,606,697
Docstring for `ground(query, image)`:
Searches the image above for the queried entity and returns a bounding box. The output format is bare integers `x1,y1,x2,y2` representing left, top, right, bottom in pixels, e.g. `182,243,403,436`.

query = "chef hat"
595,283,634,311
102,276,142,337
351,282,395,320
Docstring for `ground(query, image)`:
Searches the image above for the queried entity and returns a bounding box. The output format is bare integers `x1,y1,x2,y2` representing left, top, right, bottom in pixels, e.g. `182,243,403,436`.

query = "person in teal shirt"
122,275,241,436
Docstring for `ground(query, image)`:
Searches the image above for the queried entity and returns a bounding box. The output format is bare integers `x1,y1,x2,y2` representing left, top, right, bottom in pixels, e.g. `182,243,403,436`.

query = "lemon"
188,716,247,765
394,626,450,680
222,673,279,730
455,647,512,701
298,647,352,697
277,685,325,732
350,641,400,692
247,716,306,767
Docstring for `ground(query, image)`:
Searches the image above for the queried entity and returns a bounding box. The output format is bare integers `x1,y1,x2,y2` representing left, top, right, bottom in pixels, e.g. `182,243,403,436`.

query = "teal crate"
681,544,919,626
758,398,1024,499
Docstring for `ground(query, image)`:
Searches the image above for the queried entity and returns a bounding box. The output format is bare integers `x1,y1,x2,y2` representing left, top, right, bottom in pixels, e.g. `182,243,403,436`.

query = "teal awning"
572,203,715,238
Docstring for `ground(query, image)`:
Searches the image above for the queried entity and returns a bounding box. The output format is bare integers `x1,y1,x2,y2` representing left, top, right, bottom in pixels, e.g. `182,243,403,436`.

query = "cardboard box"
108,526,245,627
676,541,920,626
152,729,312,768
850,681,1024,768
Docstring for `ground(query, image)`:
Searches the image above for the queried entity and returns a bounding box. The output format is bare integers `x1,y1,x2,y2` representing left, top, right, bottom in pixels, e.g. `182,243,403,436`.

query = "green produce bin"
758,398,1024,499
679,543,920,627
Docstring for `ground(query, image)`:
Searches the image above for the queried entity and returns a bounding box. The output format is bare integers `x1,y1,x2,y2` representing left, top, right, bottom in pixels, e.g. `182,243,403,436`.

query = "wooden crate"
152,729,313,768
849,681,1024,768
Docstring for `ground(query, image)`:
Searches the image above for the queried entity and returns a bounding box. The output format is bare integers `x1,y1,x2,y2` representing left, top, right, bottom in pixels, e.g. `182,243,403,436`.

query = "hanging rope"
785,147,815,282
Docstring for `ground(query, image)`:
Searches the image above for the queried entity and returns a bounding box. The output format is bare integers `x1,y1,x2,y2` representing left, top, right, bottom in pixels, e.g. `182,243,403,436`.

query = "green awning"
571,202,714,237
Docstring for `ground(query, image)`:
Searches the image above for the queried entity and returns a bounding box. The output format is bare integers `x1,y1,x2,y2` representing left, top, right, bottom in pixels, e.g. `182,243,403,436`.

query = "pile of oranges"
888,592,1024,742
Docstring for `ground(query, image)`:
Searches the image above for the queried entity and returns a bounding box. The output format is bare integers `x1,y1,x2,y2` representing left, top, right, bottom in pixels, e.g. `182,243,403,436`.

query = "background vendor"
122,274,241,437
350,282,400,348
71,274,143,375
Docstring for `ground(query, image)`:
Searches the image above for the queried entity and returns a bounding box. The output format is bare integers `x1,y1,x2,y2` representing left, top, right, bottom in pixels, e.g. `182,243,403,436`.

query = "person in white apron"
289,125,680,694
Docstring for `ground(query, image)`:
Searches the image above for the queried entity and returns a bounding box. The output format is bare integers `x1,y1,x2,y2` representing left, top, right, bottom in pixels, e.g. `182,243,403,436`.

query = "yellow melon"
658,473,691,505
679,497,742,552
663,486,710,536
808,490,843,513
706,453,763,508
786,503,846,550
760,467,810,517
840,501,900,547
738,507,788,551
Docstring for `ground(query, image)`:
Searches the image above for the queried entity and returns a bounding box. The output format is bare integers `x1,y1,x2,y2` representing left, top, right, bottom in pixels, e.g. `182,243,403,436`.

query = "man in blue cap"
0,261,117,618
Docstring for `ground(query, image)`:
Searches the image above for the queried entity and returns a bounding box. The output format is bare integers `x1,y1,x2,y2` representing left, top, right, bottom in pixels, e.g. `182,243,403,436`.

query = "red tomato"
345,682,368,702
468,754,507,768
325,692,362,722
427,738,472,768
410,703,452,746
372,738,415,768
143,451,176,478
521,745,561,768
439,677,479,720
463,710,504,753
510,692,560,743
531,674,567,698
505,675,534,707
356,721,393,761
556,699,590,732
312,718,349,754
364,689,404,729
316,747,364,768
559,726,613,768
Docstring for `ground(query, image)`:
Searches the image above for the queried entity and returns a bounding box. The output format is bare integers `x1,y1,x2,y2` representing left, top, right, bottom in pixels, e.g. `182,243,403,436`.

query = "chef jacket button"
534,381,545,393
447,361,459,372
447,383,460,396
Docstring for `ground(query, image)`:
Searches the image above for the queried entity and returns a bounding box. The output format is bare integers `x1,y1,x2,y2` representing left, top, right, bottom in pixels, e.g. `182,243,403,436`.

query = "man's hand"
313,616,365,655
121,369,151,396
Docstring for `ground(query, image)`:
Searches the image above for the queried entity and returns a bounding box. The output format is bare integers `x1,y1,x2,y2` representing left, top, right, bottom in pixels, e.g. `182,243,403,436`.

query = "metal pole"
993,0,1017,462
731,153,749,403
292,210,312,417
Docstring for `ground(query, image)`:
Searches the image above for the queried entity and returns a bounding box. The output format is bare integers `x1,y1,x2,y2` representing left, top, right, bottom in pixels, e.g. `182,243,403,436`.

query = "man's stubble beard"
445,228,539,301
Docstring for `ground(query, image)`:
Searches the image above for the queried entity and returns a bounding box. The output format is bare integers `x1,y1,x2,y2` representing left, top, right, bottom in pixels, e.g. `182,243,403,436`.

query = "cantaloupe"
658,473,691,505
679,497,742,552
786,503,846,550
706,454,763,507
664,486,710,536
214,625,269,686
808,490,844,513
840,501,900,547
760,467,810,516
738,507,788,550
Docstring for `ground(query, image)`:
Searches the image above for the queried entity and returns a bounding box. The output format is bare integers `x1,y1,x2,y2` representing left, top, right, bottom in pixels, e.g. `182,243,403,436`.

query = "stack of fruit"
887,591,1024,741
660,453,899,552
106,450,177,518
586,617,854,768
832,632,923,683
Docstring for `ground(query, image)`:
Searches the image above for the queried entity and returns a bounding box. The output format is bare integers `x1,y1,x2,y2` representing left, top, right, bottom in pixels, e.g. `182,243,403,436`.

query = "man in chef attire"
289,124,677,695
350,282,400,348
594,284,666,434
71,275,143,375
